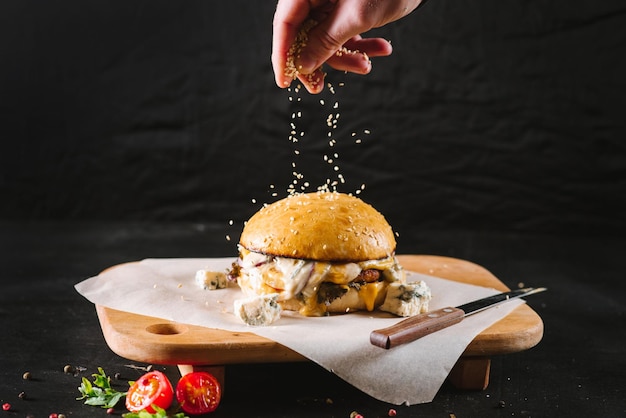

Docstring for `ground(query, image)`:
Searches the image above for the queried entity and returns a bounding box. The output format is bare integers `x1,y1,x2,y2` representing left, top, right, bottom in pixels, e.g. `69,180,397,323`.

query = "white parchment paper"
75,258,523,405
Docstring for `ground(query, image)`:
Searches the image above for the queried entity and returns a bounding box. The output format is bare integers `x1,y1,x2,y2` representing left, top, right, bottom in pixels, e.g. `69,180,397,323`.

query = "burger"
229,191,408,318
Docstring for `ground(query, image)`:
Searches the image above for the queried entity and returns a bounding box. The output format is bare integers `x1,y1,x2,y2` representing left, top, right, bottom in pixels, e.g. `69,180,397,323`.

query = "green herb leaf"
76,368,127,409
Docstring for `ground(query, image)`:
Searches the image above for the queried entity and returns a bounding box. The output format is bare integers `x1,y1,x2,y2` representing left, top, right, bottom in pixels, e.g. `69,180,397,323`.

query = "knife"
370,287,547,349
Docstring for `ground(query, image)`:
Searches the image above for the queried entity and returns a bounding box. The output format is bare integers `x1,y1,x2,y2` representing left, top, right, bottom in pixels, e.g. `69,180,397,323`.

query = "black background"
2,0,625,235
1,1,625,417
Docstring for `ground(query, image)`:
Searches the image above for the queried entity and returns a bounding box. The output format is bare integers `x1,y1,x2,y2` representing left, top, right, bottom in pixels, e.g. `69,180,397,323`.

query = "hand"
272,0,424,93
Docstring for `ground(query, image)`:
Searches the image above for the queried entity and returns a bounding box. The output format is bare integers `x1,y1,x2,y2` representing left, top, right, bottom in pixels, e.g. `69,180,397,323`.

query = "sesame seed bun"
239,192,396,262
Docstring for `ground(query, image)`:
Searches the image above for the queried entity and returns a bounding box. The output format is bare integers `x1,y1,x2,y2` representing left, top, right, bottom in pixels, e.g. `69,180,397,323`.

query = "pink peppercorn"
2,403,11,411
388,408,397,416
49,414,58,418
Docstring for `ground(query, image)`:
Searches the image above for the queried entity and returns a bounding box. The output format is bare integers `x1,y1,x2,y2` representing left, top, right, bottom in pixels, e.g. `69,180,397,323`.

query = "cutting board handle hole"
145,323,188,335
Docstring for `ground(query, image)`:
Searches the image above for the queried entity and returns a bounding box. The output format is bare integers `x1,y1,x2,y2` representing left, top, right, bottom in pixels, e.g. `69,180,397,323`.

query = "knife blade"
370,287,547,349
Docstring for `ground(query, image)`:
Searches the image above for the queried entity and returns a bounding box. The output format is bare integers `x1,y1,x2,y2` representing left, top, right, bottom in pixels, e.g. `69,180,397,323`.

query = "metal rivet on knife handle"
370,307,465,349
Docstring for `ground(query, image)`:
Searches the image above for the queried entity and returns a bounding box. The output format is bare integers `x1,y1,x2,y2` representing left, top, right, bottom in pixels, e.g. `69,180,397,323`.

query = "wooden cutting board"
95,255,544,390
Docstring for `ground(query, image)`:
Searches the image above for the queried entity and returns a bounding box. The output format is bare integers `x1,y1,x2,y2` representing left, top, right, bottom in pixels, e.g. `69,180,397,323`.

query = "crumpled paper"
75,258,523,405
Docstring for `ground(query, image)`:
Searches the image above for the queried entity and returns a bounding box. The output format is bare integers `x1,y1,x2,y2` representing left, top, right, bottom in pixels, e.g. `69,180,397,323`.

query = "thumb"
296,13,357,74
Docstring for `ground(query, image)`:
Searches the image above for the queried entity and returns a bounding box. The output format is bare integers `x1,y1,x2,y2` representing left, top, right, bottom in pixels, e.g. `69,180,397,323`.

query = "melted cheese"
236,247,406,316
360,281,386,311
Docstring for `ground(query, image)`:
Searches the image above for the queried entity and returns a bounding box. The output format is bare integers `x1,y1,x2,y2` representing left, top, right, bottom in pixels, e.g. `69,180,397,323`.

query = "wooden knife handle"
370,307,465,349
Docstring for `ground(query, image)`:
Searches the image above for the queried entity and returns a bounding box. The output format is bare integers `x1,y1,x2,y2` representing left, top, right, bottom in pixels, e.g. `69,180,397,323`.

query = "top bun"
239,192,397,262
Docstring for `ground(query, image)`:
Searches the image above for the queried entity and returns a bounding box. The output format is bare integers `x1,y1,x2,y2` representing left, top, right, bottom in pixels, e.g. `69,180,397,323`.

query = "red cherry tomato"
125,370,174,413
176,371,222,415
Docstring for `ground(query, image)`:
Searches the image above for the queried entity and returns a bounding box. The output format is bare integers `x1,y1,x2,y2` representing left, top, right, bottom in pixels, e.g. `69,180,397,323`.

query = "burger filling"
231,246,405,316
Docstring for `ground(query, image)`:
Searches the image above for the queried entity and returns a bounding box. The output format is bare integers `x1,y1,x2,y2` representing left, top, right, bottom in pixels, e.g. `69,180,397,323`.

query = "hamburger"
230,191,408,318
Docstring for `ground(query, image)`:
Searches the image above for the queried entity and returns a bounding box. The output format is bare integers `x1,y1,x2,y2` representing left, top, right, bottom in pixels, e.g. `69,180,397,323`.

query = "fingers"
343,36,393,58
325,48,372,75
295,36,391,93
297,68,327,94
272,0,313,88
324,36,392,75
294,2,360,75
272,0,396,93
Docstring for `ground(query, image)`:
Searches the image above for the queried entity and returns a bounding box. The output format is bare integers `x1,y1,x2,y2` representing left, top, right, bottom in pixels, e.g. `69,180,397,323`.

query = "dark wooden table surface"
1,221,624,417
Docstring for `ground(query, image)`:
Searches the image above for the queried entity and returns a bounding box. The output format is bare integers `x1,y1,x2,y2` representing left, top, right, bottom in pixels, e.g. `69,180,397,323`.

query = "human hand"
272,0,424,93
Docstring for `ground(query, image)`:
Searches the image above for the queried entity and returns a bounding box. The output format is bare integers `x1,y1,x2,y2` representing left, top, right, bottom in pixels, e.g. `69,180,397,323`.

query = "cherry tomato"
175,371,221,415
125,370,174,413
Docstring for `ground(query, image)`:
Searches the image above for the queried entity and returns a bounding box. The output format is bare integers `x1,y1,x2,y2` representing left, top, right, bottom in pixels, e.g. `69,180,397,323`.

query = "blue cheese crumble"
379,281,432,317
234,293,282,326
195,270,228,290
